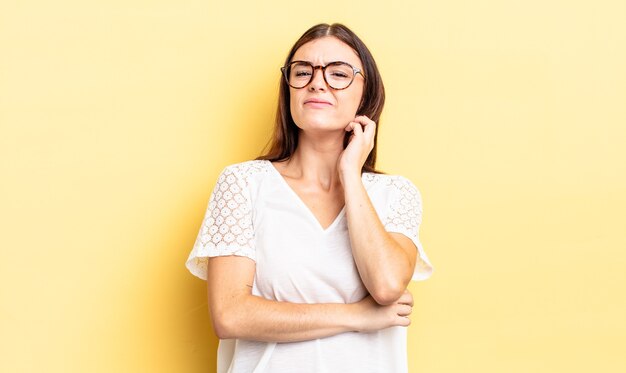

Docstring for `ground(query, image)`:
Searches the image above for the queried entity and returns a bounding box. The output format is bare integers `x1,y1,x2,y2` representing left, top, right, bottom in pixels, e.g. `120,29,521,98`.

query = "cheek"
289,94,301,123
338,89,363,116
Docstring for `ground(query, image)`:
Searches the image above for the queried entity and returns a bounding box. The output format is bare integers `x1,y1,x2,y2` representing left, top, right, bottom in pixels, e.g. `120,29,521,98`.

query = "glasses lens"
288,62,313,88
324,63,354,89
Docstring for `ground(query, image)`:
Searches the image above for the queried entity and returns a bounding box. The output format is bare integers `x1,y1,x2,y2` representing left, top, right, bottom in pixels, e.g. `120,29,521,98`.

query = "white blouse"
186,159,433,373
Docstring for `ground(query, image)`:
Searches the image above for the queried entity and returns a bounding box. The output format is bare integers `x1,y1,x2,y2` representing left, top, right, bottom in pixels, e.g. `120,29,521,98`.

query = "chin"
295,119,344,133
294,114,351,133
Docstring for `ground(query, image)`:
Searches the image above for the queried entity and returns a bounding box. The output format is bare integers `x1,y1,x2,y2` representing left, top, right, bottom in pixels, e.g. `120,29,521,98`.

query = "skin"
207,36,419,342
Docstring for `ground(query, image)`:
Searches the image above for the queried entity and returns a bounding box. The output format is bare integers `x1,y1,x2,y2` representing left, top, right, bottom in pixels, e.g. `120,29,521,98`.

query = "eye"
330,71,349,78
326,64,353,79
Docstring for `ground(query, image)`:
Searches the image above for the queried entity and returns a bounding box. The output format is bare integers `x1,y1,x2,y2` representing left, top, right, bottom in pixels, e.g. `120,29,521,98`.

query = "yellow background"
1,0,625,372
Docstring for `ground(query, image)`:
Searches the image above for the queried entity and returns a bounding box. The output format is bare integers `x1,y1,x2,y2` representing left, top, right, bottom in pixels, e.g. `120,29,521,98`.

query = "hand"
351,289,414,332
338,115,376,183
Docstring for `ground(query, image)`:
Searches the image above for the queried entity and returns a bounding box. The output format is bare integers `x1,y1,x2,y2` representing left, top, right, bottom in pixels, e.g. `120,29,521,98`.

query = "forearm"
213,294,357,343
342,173,413,304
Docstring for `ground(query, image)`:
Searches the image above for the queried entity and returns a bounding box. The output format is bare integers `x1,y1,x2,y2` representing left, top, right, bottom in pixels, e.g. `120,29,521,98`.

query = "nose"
308,66,328,91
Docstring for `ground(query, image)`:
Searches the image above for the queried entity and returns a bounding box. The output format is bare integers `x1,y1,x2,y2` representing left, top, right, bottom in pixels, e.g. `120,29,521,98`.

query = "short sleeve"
383,177,434,281
185,166,256,280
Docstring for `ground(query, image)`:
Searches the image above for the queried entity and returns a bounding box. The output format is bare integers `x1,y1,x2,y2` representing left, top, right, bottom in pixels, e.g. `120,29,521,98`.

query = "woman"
186,23,433,373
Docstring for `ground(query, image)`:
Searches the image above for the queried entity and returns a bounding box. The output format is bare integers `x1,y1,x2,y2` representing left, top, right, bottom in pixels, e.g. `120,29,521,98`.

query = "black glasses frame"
280,60,365,90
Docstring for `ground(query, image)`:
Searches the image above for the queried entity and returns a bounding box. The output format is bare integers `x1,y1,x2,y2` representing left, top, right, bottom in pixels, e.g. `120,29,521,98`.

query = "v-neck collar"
265,160,360,233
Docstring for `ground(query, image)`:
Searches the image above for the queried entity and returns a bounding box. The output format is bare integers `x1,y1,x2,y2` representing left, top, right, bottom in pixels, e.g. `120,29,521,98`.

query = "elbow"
212,319,232,340
369,262,413,305
210,291,252,339
211,307,240,340
370,283,406,306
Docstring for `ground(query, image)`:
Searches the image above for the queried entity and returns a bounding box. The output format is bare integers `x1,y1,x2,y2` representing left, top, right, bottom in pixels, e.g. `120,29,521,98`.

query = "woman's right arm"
207,255,414,343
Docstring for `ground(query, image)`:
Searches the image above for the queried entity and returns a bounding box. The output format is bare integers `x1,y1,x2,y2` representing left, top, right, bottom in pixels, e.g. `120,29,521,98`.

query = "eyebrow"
290,60,358,67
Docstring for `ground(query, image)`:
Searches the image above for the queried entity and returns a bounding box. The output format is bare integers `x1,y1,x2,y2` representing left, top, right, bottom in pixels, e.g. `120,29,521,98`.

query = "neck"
283,129,345,190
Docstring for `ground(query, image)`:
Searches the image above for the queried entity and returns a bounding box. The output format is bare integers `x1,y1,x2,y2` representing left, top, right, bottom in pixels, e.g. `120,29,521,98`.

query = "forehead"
292,36,362,68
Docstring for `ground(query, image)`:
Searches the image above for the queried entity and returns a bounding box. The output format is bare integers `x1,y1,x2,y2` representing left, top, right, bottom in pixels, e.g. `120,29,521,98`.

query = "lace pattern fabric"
186,162,270,280
383,176,423,240
363,173,432,281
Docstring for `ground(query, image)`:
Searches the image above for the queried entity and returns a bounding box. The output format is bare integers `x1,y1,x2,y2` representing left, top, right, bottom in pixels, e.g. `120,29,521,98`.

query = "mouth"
304,99,332,106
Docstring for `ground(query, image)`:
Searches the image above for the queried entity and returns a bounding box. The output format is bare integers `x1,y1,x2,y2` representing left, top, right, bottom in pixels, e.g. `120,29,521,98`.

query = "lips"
304,98,332,105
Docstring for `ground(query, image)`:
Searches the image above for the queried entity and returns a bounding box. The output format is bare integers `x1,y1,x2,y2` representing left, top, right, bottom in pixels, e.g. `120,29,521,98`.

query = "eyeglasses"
281,60,365,90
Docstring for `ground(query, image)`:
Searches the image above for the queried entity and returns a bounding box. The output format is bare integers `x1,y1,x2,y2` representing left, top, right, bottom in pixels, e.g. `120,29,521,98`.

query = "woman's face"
289,36,365,134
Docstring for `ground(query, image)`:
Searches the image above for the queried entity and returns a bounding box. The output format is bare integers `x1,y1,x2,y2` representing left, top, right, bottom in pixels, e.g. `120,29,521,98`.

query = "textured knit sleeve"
185,166,256,280
383,176,434,281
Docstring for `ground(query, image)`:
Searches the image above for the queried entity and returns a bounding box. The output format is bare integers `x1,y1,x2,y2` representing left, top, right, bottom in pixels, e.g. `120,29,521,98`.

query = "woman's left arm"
343,174,417,305
339,116,418,306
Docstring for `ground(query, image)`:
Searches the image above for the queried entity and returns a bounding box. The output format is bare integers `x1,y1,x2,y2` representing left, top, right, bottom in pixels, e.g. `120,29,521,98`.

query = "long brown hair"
257,23,386,173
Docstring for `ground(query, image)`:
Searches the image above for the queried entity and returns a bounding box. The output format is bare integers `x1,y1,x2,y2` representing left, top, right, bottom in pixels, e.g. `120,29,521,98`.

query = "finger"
345,121,363,132
353,115,376,128
354,115,373,124
395,316,411,327
397,292,414,307
398,290,411,302
398,299,413,307
364,121,376,139
352,121,364,137
396,304,413,317
353,116,376,140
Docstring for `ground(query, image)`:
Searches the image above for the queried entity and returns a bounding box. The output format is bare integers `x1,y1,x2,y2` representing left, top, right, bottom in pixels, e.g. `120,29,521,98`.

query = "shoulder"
362,172,422,198
219,159,273,184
